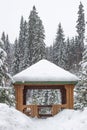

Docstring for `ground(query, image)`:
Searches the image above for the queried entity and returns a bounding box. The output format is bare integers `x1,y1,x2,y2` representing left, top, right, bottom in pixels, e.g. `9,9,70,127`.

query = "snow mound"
33,109,87,130
0,103,34,130
0,103,87,130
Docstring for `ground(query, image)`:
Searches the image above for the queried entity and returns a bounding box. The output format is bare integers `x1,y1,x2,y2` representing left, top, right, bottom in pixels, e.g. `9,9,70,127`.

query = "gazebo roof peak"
13,59,78,84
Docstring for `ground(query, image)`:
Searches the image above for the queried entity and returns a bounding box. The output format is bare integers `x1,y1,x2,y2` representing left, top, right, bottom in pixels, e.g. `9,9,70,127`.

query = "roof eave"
13,81,78,85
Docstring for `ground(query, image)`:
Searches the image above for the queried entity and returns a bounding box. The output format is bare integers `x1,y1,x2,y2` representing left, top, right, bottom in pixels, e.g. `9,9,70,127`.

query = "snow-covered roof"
13,59,78,84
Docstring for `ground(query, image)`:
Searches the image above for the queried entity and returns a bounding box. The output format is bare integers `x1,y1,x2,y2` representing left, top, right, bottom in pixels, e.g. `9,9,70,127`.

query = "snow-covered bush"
74,48,87,110
0,47,8,86
0,40,15,106
0,87,15,106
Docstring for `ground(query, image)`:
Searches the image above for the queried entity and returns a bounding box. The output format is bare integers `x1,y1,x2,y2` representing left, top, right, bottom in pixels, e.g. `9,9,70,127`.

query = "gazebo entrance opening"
23,85,67,117
25,89,62,105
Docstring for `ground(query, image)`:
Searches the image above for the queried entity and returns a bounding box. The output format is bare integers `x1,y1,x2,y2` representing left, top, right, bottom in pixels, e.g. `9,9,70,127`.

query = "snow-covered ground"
0,103,87,130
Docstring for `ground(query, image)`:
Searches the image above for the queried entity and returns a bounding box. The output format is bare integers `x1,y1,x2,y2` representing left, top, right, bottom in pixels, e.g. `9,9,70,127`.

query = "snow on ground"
0,103,87,130
0,103,34,130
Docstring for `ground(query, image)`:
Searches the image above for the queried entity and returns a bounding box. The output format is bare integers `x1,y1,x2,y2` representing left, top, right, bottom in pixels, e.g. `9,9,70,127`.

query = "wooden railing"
38,105,52,117
22,104,67,118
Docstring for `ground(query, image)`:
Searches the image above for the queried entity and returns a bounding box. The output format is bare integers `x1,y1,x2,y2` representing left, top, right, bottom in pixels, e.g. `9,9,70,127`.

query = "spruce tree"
76,2,85,61
12,39,20,75
1,32,5,50
74,48,87,109
27,6,45,65
0,40,15,106
16,17,29,72
67,36,82,73
18,16,26,72
65,38,71,70
23,20,30,69
46,45,53,62
37,19,46,59
53,23,66,69
0,39,11,86
1,32,12,74
5,35,11,73
0,45,7,86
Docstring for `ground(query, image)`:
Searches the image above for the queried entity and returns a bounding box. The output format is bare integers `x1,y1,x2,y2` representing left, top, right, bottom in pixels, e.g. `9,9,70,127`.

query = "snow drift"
0,103,87,130
0,103,34,130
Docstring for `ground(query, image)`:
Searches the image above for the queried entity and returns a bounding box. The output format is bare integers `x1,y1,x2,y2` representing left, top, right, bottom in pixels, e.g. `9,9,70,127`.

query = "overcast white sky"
0,0,87,46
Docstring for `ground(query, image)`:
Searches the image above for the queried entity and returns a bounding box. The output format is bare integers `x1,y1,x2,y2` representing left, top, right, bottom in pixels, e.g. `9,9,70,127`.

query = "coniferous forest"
0,2,87,109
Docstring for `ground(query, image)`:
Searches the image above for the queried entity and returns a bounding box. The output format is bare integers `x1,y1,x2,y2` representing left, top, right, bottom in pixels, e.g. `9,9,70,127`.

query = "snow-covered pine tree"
1,32,5,50
9,43,15,75
18,16,27,72
65,37,72,70
74,48,87,109
53,23,66,69
53,23,62,65
1,32,12,74
5,35,12,73
65,37,77,72
12,7,45,74
69,37,76,70
46,45,53,62
37,19,46,59
0,40,15,106
23,20,30,69
73,36,81,72
67,36,81,73
0,43,7,86
76,2,85,62
12,39,20,75
27,6,45,65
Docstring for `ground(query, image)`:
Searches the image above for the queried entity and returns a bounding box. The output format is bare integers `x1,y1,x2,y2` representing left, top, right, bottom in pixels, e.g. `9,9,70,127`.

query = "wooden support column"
69,85,74,109
65,85,74,109
65,85,70,109
14,85,24,112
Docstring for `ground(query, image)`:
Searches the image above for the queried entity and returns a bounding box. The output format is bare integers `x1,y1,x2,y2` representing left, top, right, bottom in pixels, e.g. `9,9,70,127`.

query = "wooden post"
65,85,74,109
14,85,24,112
69,85,74,109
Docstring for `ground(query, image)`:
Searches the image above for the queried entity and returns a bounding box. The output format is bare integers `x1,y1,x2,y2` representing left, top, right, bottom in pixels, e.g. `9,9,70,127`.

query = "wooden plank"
24,85,64,89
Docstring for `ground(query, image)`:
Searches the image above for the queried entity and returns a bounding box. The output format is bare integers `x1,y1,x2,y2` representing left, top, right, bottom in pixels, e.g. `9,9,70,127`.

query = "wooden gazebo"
13,59,78,118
